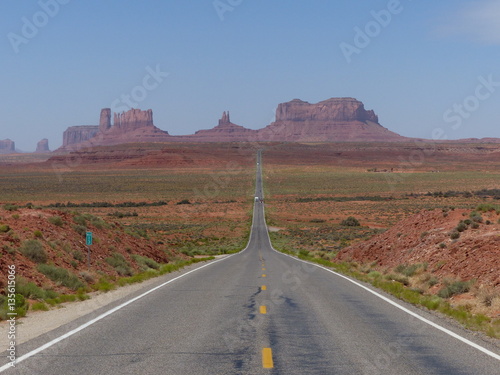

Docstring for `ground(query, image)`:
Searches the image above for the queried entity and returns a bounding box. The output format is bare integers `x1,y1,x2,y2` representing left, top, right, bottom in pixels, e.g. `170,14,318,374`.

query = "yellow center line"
262,274,266,277
260,305,267,314
262,268,266,271
261,285,267,291
262,348,274,368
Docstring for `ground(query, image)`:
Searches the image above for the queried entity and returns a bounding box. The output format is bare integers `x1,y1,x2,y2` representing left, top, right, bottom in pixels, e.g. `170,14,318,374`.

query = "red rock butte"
35,138,50,153
0,139,16,154
257,98,405,142
58,97,409,150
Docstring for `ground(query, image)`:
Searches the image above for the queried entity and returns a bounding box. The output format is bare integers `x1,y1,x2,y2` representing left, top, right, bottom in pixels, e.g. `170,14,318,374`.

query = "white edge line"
0,198,259,373
261,206,500,362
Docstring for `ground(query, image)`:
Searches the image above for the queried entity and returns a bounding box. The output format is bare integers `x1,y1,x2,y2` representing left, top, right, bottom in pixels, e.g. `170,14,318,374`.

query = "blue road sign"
86,232,93,246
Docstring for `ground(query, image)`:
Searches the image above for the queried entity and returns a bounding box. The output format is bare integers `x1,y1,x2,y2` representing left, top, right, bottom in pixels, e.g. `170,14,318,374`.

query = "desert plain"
0,141,499,339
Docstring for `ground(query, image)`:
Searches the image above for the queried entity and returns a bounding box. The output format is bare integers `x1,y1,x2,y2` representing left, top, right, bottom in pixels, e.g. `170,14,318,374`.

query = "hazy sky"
1,0,500,151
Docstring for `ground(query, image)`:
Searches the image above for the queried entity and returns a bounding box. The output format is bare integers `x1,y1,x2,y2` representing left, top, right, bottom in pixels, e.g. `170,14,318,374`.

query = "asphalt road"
1,151,499,374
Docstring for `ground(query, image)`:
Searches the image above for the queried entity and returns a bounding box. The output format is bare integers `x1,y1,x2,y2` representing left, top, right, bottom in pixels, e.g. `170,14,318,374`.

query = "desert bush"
298,249,310,258
79,271,94,283
37,264,84,290
33,230,43,238
395,264,421,277
108,211,138,218
476,287,499,307
0,224,10,233
176,199,191,205
15,277,57,300
476,203,499,213
73,215,87,226
3,204,18,212
72,250,85,262
72,224,86,236
450,231,460,240
470,212,483,223
19,240,47,263
31,302,49,311
428,276,439,287
385,273,410,286
341,216,360,227
438,280,471,299
106,253,133,276
456,221,467,232
48,216,64,226
132,254,160,270
0,294,28,319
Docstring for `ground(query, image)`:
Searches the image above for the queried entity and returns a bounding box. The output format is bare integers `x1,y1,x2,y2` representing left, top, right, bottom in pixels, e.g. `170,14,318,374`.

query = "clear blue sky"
1,0,500,151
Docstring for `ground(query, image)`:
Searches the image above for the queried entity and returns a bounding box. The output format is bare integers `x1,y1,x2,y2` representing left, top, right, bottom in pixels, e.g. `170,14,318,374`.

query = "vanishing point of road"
1,151,499,374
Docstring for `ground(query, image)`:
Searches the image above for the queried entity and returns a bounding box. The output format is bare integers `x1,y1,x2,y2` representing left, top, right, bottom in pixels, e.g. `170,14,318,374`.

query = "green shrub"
19,240,47,263
421,295,441,310
395,264,420,277
3,204,18,212
33,230,43,238
0,224,10,233
72,224,86,236
476,203,499,213
106,253,133,276
438,280,471,299
450,231,460,240
48,216,64,226
386,273,410,286
298,249,310,258
470,212,483,223
73,215,87,226
72,250,85,262
176,199,191,205
15,277,57,300
1,294,28,319
456,221,467,232
132,254,160,270
341,216,360,227
428,276,439,286
31,302,49,311
37,264,84,290
89,216,107,229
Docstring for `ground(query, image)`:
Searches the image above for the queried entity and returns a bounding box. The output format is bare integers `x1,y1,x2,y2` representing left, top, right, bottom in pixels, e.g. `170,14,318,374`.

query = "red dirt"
0,208,184,293
337,208,500,290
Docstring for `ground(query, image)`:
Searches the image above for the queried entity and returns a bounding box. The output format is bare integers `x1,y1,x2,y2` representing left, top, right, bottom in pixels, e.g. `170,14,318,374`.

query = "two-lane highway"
1,151,499,374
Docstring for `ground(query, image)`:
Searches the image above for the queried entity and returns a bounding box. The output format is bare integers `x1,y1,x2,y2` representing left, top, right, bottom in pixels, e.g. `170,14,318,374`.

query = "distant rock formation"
99,108,111,133
35,138,50,153
57,98,410,150
257,98,406,142
192,111,258,142
219,111,230,125
275,98,379,123
62,126,99,148
113,109,154,133
59,108,171,150
0,139,15,154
